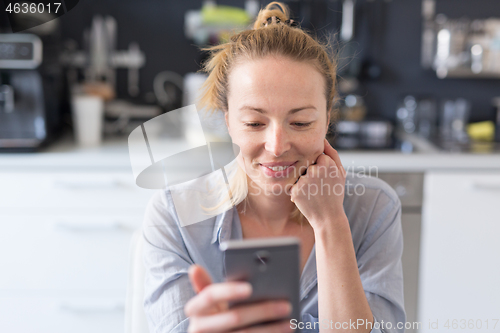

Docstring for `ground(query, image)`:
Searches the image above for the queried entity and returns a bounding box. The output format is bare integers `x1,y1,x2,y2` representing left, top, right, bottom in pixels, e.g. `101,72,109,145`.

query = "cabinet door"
0,171,154,212
0,215,139,291
418,172,500,332
0,292,124,333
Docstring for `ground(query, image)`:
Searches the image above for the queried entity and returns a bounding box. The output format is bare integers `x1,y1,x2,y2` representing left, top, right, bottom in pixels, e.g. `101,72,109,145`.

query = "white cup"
71,94,104,147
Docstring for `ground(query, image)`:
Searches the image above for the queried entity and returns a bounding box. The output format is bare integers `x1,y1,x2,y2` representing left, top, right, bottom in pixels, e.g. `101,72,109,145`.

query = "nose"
264,123,291,157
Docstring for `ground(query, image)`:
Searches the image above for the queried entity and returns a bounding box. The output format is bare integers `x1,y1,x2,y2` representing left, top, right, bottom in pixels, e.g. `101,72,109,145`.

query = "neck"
237,178,298,234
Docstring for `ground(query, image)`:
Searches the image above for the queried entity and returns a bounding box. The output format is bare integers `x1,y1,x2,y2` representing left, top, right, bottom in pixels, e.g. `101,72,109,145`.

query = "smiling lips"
259,161,297,177
259,161,296,167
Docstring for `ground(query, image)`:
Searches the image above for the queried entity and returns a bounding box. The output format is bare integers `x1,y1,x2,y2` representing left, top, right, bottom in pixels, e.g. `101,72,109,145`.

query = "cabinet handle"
52,179,123,190
53,220,128,232
59,301,124,313
471,182,500,192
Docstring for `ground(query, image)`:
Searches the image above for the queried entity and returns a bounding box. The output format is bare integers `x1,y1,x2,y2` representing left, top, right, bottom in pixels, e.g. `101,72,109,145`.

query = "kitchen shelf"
436,67,500,79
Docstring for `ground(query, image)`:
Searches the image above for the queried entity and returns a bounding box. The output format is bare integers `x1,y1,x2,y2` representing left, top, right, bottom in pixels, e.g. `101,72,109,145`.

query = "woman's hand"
185,264,294,333
289,138,347,229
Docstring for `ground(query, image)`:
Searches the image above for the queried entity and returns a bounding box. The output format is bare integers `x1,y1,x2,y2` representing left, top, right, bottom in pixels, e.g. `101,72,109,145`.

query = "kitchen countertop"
1,133,500,172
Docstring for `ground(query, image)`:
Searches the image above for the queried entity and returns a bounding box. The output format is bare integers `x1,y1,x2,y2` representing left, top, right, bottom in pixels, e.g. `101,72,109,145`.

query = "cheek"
230,130,259,155
297,132,324,155
305,145,324,162
289,132,324,165
235,153,246,173
234,145,260,179
232,136,259,167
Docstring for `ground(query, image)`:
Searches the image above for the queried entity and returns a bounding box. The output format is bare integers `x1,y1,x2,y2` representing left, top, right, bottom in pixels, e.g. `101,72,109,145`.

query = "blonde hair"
197,1,338,225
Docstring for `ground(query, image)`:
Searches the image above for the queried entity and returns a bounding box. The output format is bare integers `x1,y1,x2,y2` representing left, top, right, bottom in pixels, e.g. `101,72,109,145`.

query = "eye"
292,122,312,128
244,122,263,128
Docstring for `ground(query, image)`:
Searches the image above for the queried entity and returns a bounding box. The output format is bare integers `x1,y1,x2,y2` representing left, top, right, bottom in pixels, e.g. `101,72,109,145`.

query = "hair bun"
253,1,298,29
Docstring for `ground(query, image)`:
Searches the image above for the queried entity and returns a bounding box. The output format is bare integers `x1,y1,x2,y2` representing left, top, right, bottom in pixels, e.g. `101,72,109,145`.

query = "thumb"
188,264,212,293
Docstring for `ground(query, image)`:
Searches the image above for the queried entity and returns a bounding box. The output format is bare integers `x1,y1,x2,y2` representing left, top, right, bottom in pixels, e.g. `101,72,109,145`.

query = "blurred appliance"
396,95,438,139
421,0,500,78
360,120,393,148
60,15,145,97
439,98,470,143
60,15,154,137
0,33,62,150
341,94,366,122
330,119,393,150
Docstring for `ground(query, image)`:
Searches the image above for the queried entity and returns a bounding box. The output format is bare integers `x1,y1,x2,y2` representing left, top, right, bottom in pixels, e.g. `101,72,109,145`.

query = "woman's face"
225,56,330,196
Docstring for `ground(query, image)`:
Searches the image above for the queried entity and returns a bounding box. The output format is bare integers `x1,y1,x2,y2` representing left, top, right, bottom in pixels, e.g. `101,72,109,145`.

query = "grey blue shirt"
142,173,406,333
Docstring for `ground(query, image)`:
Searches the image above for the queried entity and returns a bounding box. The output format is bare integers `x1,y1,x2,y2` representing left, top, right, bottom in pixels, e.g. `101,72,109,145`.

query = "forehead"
227,56,326,112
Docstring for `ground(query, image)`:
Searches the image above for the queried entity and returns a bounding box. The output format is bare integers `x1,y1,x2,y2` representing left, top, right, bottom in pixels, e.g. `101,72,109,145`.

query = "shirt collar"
210,205,235,244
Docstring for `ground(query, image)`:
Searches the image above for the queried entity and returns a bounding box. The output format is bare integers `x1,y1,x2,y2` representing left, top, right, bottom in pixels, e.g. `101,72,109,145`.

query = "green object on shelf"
201,5,251,26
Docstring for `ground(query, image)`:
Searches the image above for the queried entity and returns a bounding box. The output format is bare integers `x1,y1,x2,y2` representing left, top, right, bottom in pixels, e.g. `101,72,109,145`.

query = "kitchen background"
3,0,500,151
1,1,500,333
56,0,500,122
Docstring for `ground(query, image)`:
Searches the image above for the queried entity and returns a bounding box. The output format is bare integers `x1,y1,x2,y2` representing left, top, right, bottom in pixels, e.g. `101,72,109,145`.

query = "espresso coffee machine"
0,33,62,151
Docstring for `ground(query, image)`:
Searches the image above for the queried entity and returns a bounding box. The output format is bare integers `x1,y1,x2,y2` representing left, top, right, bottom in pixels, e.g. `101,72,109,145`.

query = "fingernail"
279,302,292,315
238,283,252,294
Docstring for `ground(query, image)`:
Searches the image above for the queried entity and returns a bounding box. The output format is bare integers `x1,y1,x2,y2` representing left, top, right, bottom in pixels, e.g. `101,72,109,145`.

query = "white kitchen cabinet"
0,215,141,291
418,172,500,333
0,166,155,333
0,292,125,333
0,171,153,210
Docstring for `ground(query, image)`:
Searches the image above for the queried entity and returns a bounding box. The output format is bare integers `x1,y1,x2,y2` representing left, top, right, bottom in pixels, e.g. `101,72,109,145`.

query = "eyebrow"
239,105,317,114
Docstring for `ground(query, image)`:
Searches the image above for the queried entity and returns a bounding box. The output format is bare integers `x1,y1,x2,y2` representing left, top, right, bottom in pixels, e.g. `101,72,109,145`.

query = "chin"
259,178,294,196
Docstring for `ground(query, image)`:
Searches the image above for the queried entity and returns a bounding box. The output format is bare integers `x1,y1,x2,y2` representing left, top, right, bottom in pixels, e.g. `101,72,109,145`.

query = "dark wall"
4,0,499,121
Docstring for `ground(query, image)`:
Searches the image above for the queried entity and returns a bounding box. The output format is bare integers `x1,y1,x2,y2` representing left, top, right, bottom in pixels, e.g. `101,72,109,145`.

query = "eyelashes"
244,123,262,128
244,122,313,128
293,122,313,128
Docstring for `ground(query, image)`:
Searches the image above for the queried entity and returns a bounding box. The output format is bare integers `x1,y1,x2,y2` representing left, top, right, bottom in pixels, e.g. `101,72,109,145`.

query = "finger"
231,319,293,333
187,265,231,316
323,138,345,175
185,282,252,316
189,264,212,293
290,177,307,202
291,171,304,187
293,160,313,185
285,182,294,197
190,300,291,333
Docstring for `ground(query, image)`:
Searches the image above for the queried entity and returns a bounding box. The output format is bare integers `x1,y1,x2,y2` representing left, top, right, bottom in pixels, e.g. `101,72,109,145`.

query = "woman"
142,2,405,332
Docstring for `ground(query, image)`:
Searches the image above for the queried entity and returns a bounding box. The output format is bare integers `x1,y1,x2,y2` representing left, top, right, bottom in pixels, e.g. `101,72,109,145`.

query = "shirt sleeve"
355,188,407,333
142,189,195,333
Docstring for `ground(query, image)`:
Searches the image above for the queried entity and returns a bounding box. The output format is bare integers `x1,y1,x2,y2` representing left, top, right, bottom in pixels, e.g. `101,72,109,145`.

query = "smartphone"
220,236,301,331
